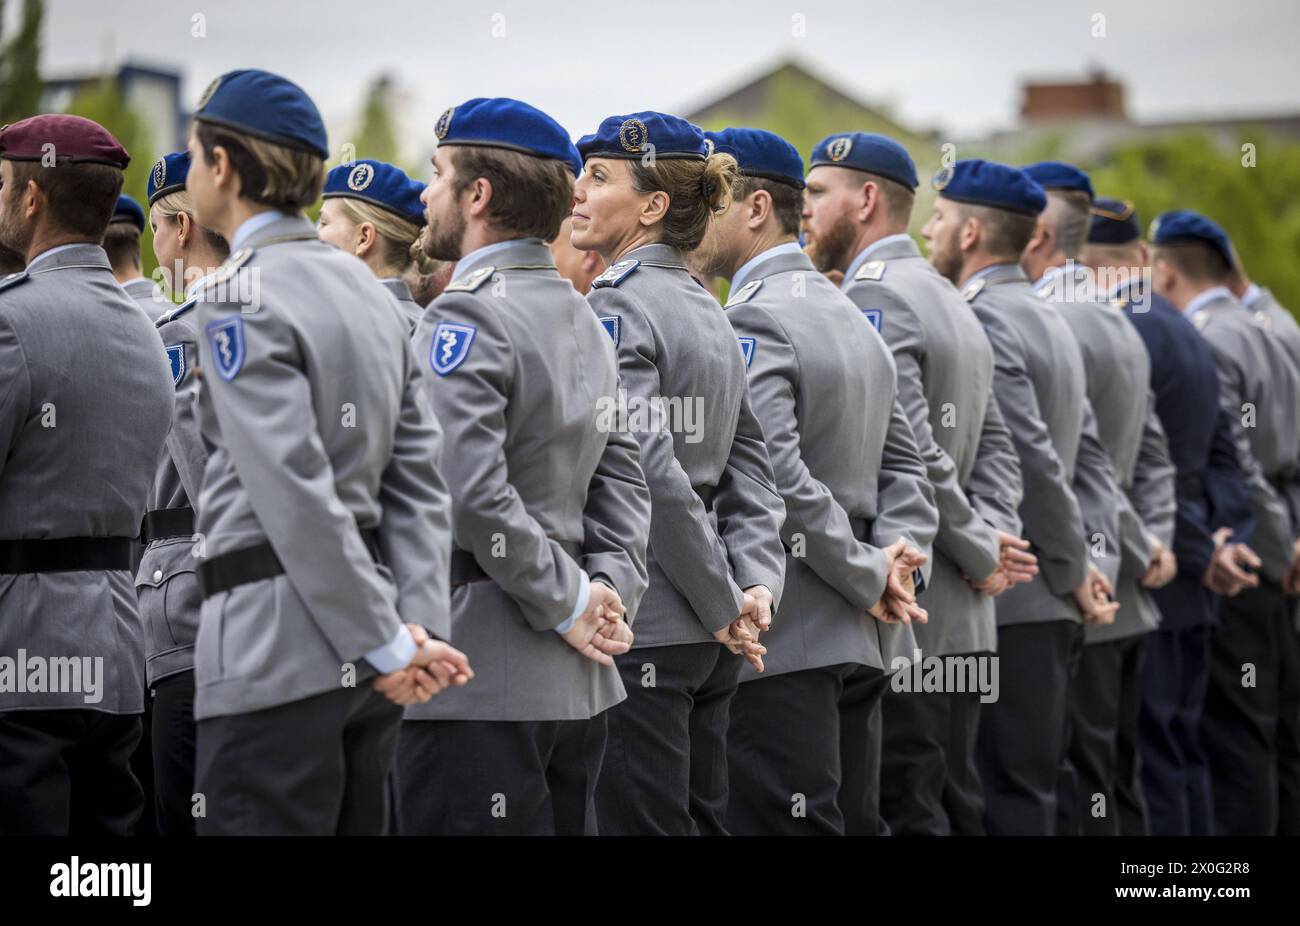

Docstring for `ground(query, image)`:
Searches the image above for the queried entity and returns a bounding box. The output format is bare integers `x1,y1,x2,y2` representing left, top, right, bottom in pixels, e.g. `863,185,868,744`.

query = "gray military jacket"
1246,287,1300,559
1192,289,1300,582
192,213,452,720
845,236,1022,657
121,276,169,319
0,245,173,713
408,238,651,721
965,263,1094,626
136,295,207,684
1041,268,1176,642
587,243,787,648
380,276,422,334
726,246,937,676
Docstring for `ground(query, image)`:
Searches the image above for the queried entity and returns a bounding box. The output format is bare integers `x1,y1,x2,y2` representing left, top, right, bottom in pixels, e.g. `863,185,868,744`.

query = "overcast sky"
31,0,1300,158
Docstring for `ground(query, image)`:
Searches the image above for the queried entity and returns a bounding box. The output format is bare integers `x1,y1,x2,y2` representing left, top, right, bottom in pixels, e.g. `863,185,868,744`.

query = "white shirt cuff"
554,571,591,635
365,625,416,674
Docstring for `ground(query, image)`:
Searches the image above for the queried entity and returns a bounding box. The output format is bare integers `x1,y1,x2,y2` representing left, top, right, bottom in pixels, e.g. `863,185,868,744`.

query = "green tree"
0,0,44,124
1085,132,1300,319
65,78,158,283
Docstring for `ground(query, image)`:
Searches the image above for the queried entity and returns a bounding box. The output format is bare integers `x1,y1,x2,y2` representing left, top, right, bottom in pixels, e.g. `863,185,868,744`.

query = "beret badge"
347,162,375,191
435,107,454,141
619,118,648,153
152,157,167,192
931,165,953,192
827,136,853,162
196,76,221,111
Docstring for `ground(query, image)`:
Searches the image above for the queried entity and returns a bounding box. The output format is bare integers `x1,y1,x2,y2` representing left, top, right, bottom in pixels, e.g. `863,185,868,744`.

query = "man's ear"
748,189,771,230
959,213,981,253
23,178,43,220
1026,217,1051,256
466,176,494,220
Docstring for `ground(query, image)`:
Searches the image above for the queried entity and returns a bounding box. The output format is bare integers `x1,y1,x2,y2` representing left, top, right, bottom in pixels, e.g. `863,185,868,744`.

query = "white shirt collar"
229,210,290,253
730,241,804,292
457,237,539,276
1241,283,1263,309
1184,285,1233,318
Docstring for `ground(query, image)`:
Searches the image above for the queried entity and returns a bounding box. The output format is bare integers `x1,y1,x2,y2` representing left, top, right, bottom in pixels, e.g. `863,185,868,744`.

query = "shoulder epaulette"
202,248,255,294
725,279,763,308
854,259,886,282
962,277,986,302
157,297,198,329
591,259,640,289
0,270,29,294
444,264,495,293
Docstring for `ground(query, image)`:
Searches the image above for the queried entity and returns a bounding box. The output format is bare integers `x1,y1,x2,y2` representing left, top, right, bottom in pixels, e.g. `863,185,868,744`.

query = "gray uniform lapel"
379,277,422,334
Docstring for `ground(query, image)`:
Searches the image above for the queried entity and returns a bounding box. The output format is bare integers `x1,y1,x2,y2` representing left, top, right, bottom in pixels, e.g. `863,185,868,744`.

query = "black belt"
1177,473,1205,500
199,528,382,599
451,540,581,588
140,507,195,544
0,537,133,574
695,484,714,511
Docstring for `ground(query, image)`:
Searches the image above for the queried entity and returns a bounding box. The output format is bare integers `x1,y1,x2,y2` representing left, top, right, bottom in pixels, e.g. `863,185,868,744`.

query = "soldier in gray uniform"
317,159,430,333
183,69,469,836
1229,258,1300,834
0,114,174,834
1149,211,1300,834
134,149,230,835
396,97,650,836
106,193,168,316
696,128,937,835
575,112,787,835
923,159,1121,835
1021,163,1179,836
802,133,1032,836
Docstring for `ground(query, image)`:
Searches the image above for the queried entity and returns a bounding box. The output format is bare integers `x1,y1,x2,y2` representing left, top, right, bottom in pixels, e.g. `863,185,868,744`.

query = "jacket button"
152,569,164,583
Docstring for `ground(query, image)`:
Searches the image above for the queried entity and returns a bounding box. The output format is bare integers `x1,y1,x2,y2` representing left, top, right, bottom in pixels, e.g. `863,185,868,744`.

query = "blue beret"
932,159,1046,216
809,133,917,191
111,194,145,231
1023,161,1094,201
147,151,190,205
1150,210,1235,268
578,112,708,162
1088,197,1140,245
193,69,328,159
704,127,804,189
435,97,581,177
323,160,426,227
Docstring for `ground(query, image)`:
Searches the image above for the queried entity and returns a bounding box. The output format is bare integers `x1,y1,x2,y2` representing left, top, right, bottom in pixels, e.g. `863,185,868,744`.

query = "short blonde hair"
330,196,431,275
153,189,230,258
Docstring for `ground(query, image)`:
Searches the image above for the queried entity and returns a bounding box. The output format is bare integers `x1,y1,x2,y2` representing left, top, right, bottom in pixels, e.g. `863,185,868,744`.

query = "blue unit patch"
599,315,621,346
165,343,186,386
861,307,883,332
737,336,756,368
430,322,477,376
205,316,246,382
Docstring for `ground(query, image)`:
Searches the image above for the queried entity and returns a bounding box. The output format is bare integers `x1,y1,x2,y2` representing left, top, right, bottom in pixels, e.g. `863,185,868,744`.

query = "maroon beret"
0,114,130,168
